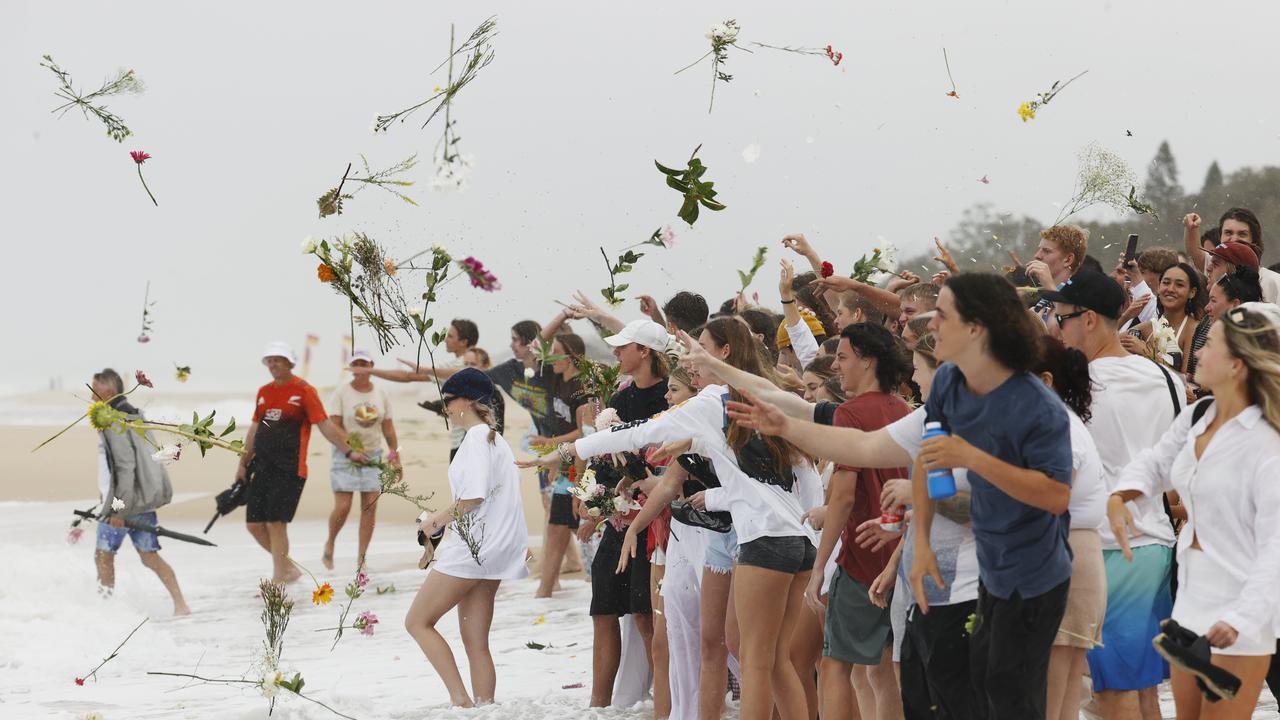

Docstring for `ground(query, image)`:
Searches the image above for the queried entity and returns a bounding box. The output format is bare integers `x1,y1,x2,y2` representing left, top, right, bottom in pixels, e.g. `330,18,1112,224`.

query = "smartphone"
1124,234,1140,264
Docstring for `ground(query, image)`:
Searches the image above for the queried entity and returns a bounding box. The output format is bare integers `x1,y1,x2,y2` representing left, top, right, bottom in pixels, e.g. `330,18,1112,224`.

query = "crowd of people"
91,206,1280,720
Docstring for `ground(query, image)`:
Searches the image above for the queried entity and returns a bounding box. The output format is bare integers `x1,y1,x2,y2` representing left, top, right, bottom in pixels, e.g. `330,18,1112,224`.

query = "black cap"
1038,269,1126,319
440,367,494,402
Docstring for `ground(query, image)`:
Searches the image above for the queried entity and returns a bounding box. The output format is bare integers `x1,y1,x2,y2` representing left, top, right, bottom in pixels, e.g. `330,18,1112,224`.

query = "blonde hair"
471,399,498,444
1222,304,1280,433
1041,225,1089,272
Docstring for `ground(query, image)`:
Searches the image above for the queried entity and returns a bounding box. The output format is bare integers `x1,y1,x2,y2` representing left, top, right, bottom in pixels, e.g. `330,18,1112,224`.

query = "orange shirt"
252,376,328,478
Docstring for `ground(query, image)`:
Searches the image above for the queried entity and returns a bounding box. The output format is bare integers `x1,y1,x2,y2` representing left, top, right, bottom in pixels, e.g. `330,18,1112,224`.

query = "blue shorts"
1087,545,1173,691
703,526,739,574
96,512,162,554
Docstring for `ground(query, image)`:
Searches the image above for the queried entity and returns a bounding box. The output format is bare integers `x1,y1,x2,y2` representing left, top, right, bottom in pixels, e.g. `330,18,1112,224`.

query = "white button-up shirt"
1114,400,1280,641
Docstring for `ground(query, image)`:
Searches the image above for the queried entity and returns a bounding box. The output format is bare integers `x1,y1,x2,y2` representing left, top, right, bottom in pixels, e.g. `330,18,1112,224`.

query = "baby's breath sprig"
1053,142,1141,225
317,154,419,219
41,55,143,142
372,17,497,134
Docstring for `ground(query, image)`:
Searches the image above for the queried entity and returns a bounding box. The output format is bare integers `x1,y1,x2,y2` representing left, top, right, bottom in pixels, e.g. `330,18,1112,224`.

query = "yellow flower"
1017,102,1036,122
87,401,123,432
312,582,334,605
533,615,546,625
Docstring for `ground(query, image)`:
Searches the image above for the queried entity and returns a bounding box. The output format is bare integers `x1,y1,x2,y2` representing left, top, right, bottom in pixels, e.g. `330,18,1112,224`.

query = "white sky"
4,0,1278,393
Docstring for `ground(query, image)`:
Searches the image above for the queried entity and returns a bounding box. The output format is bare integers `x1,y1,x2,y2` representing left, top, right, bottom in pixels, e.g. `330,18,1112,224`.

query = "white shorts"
1172,548,1275,656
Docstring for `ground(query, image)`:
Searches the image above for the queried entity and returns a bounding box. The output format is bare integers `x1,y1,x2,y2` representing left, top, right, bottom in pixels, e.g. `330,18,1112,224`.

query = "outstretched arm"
677,330,814,420
726,390,911,469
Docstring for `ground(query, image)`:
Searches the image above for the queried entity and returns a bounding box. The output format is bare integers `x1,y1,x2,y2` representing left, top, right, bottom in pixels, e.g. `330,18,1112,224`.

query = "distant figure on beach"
89,368,191,616
322,349,399,572
405,368,529,708
235,342,367,584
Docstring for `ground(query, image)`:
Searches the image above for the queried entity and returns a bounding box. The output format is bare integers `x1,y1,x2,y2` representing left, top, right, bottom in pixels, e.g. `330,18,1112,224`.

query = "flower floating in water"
312,582,334,605
151,444,182,466
459,256,500,292
129,150,158,206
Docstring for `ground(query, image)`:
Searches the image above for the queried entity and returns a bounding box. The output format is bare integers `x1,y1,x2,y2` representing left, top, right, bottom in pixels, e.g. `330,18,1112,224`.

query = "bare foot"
276,567,302,584
321,546,335,571
174,604,192,616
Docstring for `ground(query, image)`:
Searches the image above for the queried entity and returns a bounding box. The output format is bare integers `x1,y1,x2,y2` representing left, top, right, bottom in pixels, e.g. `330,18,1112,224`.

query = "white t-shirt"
432,424,530,580
1259,266,1280,305
885,407,980,605
1087,355,1181,549
1129,280,1160,325
328,383,391,452
575,384,823,546
1066,408,1106,531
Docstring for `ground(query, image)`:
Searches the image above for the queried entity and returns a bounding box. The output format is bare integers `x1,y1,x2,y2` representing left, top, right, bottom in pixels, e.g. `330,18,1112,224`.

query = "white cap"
261,341,297,366
349,349,375,366
605,319,671,352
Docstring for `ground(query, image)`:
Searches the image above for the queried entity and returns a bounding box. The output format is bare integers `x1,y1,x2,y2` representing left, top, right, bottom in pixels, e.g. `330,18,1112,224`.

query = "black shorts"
590,523,652,617
245,464,306,523
737,535,816,574
548,493,580,529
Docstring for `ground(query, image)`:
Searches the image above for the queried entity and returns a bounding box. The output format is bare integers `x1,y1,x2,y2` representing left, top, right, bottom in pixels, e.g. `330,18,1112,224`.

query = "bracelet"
556,442,574,464
780,298,795,304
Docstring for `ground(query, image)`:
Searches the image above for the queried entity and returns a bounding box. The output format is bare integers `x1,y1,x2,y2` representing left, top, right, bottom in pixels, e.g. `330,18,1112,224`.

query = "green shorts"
824,567,893,665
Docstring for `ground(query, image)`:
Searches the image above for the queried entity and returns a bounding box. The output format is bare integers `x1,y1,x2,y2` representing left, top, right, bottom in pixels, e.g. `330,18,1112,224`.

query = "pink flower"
659,226,676,249
67,527,84,544
135,370,153,388
75,677,85,686
130,150,151,164
825,45,843,66
459,256,501,292
137,334,151,344
356,611,378,636
355,571,369,589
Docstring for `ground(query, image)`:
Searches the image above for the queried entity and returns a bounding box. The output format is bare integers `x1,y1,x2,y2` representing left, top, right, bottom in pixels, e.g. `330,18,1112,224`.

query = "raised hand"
1183,213,1202,232
724,390,790,436
781,233,816,258
933,237,960,275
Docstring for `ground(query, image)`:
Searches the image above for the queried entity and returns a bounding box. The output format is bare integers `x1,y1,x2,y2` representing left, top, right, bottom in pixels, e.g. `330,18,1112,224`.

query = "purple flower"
458,256,501,292
356,571,369,589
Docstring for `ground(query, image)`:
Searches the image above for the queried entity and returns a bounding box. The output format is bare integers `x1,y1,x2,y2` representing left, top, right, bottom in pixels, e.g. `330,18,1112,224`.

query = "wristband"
556,442,574,464
780,298,795,304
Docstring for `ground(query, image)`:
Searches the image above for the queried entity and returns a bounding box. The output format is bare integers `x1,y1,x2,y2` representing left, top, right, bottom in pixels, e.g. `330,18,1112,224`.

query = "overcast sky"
5,0,1278,394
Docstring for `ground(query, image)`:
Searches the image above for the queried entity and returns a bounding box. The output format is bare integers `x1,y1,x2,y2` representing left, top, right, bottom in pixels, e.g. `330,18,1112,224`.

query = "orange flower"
312,582,334,605
317,263,336,283
383,259,397,277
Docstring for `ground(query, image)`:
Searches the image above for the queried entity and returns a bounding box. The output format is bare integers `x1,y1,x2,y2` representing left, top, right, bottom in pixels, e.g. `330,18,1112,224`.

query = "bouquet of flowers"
568,467,642,523
575,358,623,407
1146,316,1179,366
851,242,897,284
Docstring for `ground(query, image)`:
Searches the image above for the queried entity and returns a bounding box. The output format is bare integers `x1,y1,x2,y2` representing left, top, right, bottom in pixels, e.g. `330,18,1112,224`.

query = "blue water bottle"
922,421,957,499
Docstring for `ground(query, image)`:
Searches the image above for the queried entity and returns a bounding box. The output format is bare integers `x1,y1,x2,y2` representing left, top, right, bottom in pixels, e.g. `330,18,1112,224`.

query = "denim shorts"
703,526,739,574
96,512,161,554
737,535,816,574
330,446,383,493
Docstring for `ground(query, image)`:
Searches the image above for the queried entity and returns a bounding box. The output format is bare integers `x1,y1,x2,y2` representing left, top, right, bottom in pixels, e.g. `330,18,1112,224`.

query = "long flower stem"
130,422,245,454
136,165,158,206
81,617,149,682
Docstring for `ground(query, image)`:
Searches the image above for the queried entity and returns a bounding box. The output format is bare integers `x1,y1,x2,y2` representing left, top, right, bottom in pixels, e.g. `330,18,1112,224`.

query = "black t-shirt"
608,377,670,423
486,359,558,436
546,375,585,437
814,400,839,426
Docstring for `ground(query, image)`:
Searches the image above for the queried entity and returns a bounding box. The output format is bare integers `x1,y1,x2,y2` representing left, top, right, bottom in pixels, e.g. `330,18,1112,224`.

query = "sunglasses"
1054,309,1090,326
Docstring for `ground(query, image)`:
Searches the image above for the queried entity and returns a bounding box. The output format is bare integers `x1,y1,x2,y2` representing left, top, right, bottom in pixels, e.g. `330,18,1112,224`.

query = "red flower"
75,677,85,686
820,261,835,278
825,45,843,66
130,151,151,164
135,370,153,388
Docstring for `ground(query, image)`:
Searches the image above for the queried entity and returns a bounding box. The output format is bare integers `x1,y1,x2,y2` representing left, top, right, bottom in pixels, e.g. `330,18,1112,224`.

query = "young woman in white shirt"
1033,335,1108,720
405,369,529,708
539,316,822,720
1108,304,1280,719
